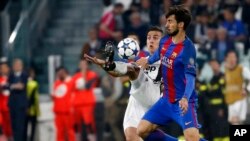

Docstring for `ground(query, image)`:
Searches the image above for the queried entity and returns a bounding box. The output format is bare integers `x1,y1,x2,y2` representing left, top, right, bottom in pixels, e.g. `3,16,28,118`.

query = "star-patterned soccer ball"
117,38,140,60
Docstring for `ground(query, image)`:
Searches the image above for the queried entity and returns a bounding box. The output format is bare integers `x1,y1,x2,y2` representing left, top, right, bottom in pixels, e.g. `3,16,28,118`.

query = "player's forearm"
98,63,122,77
102,62,138,79
114,62,139,79
183,73,195,101
148,48,160,64
107,71,124,77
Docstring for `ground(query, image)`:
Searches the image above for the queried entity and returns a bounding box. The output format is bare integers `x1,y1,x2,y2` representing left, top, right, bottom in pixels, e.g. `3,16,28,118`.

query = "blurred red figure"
0,62,12,140
98,3,124,46
71,59,98,141
52,67,75,141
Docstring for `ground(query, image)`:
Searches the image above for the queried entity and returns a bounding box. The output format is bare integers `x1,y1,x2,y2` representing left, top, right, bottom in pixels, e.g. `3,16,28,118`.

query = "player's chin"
148,48,154,53
166,31,173,35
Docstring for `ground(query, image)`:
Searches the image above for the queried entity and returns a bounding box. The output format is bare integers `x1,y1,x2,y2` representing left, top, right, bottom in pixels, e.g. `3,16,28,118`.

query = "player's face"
165,15,179,36
225,52,238,69
147,31,162,54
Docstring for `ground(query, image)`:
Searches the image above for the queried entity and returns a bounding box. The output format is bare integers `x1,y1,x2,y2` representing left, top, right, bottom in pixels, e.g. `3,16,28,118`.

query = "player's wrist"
103,61,116,71
181,96,188,101
147,58,150,65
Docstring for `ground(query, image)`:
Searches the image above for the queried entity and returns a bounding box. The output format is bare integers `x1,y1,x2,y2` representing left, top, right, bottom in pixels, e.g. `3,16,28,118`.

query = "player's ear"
178,22,184,29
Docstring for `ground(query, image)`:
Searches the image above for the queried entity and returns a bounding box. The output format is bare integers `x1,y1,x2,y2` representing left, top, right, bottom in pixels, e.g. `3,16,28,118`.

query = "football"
117,38,140,60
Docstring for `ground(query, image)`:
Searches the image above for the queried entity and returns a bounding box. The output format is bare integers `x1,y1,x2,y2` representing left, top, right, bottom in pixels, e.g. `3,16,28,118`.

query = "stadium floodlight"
8,31,17,44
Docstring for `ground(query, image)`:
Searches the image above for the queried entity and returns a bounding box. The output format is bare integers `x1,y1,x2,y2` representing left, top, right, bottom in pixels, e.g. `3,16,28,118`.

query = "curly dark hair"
165,6,192,30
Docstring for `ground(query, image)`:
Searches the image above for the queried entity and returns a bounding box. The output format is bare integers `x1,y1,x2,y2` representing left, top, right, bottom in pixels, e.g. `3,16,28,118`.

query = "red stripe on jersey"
167,43,184,103
138,51,146,57
160,37,172,59
160,38,172,97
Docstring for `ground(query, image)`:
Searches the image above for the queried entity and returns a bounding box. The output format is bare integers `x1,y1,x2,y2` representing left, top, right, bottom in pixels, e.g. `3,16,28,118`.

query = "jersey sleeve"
183,73,195,101
148,37,165,64
182,41,196,76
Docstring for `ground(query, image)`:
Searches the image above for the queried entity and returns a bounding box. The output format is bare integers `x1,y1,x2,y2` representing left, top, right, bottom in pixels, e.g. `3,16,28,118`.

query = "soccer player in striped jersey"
137,6,207,141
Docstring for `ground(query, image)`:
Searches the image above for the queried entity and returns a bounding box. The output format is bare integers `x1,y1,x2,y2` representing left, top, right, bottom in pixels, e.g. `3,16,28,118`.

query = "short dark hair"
165,6,192,30
147,26,163,35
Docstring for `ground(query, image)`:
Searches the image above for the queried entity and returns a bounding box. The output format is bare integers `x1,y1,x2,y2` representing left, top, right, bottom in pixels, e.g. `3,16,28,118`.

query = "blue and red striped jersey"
148,35,197,103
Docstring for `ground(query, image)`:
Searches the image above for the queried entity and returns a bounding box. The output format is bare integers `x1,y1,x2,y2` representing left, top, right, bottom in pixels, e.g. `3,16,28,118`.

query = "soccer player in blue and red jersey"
137,6,206,141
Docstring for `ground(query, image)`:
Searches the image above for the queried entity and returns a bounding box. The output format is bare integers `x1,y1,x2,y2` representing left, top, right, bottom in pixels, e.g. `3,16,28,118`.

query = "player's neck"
171,31,186,44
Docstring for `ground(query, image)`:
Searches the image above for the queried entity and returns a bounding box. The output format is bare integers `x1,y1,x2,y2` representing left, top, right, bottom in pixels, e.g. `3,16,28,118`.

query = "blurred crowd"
1,0,250,141
0,59,40,141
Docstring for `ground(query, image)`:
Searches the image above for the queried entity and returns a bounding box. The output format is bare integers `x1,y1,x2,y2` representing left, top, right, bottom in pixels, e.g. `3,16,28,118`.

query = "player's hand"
179,97,188,115
136,57,148,69
84,54,105,66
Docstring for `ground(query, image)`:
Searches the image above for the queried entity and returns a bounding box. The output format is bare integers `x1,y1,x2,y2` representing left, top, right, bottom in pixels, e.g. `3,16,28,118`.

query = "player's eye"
153,36,159,40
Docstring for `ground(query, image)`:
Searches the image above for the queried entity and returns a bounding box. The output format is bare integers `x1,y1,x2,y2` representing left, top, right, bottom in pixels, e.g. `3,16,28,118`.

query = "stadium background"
0,0,250,141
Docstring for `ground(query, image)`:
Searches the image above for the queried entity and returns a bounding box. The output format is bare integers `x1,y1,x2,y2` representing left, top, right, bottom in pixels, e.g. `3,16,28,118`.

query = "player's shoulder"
183,37,195,51
158,35,171,49
184,36,195,47
160,35,170,43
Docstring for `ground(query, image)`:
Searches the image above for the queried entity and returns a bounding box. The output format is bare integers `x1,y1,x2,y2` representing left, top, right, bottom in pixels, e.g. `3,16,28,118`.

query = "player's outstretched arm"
84,54,105,66
84,54,140,80
84,54,119,77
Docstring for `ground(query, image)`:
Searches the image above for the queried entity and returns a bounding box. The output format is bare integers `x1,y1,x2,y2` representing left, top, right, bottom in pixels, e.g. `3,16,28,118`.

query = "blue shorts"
142,97,201,130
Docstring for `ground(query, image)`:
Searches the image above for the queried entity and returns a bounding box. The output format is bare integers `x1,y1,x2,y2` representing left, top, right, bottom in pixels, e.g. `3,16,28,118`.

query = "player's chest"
161,46,184,69
144,61,160,79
